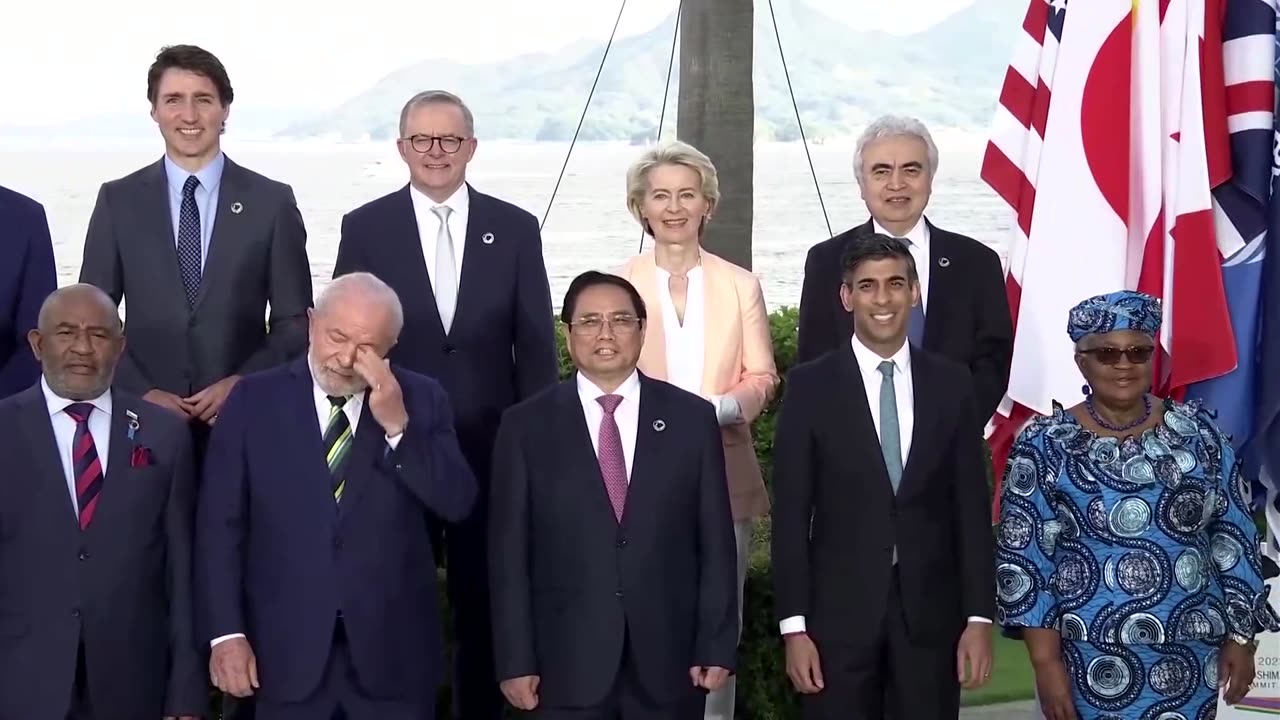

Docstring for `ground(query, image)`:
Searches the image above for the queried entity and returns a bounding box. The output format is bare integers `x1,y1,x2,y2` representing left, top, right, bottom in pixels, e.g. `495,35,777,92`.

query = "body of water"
0,135,1013,310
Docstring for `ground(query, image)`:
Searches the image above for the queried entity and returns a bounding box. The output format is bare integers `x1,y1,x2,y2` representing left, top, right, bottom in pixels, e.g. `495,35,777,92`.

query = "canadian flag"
982,0,1234,509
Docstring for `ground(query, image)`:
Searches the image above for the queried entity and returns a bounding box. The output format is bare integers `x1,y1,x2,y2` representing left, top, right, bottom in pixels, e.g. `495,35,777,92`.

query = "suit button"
70,609,80,618
442,344,457,354
616,539,626,548
615,591,623,598
78,551,88,561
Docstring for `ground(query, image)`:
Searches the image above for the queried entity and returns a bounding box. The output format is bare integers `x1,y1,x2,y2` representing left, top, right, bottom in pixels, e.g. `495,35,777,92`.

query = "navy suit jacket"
489,374,739,707
0,186,57,398
194,357,477,703
333,184,559,479
0,385,204,719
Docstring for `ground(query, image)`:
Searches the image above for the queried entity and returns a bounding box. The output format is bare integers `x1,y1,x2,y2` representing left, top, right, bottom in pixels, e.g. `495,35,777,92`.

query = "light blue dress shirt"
163,153,225,271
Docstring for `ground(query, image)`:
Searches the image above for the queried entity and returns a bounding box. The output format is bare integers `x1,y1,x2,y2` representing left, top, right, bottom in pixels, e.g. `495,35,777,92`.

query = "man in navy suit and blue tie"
333,89,559,720
0,184,57,399
0,284,204,720
195,271,477,720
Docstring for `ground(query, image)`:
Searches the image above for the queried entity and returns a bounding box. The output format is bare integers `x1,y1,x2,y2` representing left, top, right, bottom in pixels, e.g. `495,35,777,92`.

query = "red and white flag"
982,0,1235,511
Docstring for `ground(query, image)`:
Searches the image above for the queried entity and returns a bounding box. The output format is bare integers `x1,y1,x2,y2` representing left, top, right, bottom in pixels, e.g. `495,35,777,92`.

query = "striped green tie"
323,395,353,501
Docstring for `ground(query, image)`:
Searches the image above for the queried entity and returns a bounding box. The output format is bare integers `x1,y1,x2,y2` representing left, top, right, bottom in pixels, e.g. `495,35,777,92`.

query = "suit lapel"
194,158,246,312
834,349,894,491
284,360,347,517
623,375,667,529
699,256,732,395
139,161,193,315
332,394,388,515
396,186,447,340
630,256,670,381
899,350,940,497
453,185,493,336
922,221,954,348
81,395,147,542
556,380,620,523
16,387,79,529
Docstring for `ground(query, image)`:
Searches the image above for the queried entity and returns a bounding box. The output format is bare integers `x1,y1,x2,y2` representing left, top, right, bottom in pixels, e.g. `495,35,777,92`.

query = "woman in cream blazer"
616,140,778,720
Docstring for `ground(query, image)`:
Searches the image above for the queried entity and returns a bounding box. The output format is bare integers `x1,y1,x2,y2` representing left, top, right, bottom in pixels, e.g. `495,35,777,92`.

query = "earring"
1081,383,1092,397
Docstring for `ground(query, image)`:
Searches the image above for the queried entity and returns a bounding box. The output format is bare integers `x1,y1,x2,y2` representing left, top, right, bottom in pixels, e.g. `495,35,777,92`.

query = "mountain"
280,0,1025,142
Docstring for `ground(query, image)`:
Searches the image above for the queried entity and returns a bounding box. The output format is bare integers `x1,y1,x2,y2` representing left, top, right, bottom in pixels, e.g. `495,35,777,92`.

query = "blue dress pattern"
996,399,1280,719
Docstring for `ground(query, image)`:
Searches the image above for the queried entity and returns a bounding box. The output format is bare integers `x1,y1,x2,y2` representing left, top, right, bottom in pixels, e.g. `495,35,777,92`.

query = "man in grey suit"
80,44,312,435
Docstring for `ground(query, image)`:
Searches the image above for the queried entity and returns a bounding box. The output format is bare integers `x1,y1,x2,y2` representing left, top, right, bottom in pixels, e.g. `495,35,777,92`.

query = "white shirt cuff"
211,633,245,648
968,616,992,624
386,433,403,450
710,394,744,425
779,616,807,635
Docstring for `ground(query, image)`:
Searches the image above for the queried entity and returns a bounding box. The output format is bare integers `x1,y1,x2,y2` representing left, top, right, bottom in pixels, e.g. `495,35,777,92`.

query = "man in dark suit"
0,284,203,720
334,89,559,720
772,236,996,719
796,115,1013,423
195,271,477,720
489,270,738,719
0,184,57,398
80,44,312,441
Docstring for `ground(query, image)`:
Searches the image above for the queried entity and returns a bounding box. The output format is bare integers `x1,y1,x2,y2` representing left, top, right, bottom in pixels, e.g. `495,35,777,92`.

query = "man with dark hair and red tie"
0,284,204,720
488,270,739,719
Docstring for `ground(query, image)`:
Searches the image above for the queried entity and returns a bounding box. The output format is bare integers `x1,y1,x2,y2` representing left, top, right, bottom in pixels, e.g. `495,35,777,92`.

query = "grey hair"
624,140,721,230
317,273,404,338
398,90,476,137
852,115,940,188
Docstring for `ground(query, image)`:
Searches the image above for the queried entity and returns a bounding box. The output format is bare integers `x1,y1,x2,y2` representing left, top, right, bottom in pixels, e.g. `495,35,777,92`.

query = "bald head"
29,284,125,401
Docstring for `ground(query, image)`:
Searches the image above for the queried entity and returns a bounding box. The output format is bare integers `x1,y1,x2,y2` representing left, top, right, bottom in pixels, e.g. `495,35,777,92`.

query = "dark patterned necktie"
323,395,353,502
595,394,628,522
64,403,104,529
894,237,927,345
177,174,202,307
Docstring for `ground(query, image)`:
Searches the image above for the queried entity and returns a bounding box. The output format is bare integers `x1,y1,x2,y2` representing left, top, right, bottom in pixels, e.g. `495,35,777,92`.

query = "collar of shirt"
872,216,929,250
873,216,930,307
310,376,366,433
164,151,225,197
576,369,641,407
849,334,912,381
40,376,112,418
409,181,470,218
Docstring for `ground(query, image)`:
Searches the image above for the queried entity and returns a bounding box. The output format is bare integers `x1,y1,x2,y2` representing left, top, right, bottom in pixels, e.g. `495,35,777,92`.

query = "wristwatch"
1229,634,1260,653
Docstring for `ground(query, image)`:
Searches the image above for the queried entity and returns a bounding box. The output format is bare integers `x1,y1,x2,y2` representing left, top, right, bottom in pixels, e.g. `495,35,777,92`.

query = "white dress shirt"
576,370,641,483
655,265,706,396
211,376,404,649
873,216,930,310
409,182,469,290
41,377,112,519
777,336,989,636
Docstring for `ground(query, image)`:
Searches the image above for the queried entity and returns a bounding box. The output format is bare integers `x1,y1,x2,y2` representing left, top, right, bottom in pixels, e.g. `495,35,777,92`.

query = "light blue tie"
878,360,903,493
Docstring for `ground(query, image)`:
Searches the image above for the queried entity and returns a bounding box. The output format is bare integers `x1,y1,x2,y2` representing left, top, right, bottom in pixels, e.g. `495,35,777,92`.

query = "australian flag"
1183,0,1277,516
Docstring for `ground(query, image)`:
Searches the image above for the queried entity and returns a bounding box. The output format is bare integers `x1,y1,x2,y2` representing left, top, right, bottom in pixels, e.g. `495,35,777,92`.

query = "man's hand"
500,675,540,710
783,633,824,694
210,637,259,698
353,348,408,436
143,389,192,419
957,621,994,689
689,666,730,691
1220,639,1257,705
184,375,241,424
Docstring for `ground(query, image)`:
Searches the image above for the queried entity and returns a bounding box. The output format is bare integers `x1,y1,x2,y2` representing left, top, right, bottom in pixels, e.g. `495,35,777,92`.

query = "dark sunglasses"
1078,345,1155,365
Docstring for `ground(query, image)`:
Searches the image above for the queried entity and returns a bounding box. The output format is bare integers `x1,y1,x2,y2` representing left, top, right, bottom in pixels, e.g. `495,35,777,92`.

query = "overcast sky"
2,0,975,125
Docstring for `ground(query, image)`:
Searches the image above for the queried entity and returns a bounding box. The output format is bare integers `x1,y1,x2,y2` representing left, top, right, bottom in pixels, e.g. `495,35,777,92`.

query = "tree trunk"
678,0,754,270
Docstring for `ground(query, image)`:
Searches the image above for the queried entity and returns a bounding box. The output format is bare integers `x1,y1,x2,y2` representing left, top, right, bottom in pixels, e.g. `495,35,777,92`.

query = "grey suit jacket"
80,156,313,396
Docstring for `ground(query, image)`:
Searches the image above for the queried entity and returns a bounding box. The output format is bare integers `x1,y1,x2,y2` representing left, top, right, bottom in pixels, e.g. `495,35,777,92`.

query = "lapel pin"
126,410,140,440
652,419,666,432
938,257,951,267
231,202,244,215
482,232,495,245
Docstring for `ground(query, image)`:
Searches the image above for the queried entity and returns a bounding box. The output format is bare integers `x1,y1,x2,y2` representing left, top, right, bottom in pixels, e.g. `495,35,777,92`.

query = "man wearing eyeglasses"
333,90,559,720
489,270,738,720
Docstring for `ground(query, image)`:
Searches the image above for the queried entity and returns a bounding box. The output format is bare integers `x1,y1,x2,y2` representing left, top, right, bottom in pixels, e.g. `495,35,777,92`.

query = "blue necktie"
908,301,925,346
177,175,202,307
878,360,903,493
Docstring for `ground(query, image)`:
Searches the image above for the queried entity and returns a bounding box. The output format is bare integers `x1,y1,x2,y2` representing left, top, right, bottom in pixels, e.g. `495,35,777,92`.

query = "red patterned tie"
595,395,628,522
64,403,104,530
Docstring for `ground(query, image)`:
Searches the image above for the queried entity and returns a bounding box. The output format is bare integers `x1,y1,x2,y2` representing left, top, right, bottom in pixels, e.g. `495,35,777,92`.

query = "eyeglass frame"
1077,345,1156,365
565,313,644,336
400,134,471,154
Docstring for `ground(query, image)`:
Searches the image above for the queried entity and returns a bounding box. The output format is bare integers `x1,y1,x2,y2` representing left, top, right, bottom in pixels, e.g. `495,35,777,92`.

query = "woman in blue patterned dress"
996,290,1279,720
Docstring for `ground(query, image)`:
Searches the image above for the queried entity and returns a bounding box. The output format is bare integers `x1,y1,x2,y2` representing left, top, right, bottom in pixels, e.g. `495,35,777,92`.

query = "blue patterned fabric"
997,399,1280,717
1064,640,1220,718
1067,290,1163,343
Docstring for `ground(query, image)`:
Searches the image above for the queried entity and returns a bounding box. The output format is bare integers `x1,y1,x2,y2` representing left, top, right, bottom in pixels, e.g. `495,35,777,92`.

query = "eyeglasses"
401,134,468,154
1079,345,1155,365
568,315,642,336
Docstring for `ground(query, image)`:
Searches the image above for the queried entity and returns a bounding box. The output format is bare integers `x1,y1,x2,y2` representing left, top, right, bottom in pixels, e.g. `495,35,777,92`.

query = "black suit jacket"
770,347,995,649
488,374,739,707
0,185,57,399
333,184,559,479
80,156,313,396
195,358,477,703
796,219,1013,422
0,385,204,719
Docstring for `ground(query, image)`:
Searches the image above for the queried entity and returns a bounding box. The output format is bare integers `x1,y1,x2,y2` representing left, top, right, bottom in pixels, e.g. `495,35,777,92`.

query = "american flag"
981,0,1246,507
